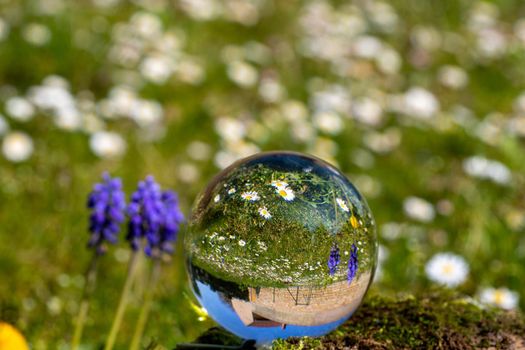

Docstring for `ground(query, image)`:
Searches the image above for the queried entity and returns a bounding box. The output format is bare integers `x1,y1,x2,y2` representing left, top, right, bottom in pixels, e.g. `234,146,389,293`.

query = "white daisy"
258,207,272,219
425,253,469,287
228,187,236,194
238,240,246,247
276,187,295,201
214,194,220,203
479,287,519,310
336,198,349,212
271,180,289,190
2,131,34,162
241,191,259,201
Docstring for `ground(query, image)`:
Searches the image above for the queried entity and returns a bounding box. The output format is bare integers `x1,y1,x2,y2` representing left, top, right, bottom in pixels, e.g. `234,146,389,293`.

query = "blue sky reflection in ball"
185,152,377,342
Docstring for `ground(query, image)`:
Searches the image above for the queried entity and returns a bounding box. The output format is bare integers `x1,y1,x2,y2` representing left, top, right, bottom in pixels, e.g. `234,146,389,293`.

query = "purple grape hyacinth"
159,190,185,254
127,176,184,257
87,173,126,254
327,244,340,276
347,243,358,284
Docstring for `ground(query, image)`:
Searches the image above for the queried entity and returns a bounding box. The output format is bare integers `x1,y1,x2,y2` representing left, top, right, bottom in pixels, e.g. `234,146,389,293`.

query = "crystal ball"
185,151,377,343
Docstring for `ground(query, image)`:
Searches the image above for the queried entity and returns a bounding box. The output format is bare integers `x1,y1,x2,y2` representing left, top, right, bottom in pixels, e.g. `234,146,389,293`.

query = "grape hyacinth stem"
71,253,99,350
104,249,143,350
129,258,162,350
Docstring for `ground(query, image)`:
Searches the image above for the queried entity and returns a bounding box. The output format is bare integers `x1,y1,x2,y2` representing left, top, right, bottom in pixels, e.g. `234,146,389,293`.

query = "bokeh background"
1,0,525,348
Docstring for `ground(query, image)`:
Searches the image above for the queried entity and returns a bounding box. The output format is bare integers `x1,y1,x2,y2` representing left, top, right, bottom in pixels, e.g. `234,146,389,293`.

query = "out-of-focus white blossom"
22,23,51,46
187,141,211,161
381,222,403,241
0,17,9,42
412,26,441,51
290,120,315,143
227,61,258,88
374,244,389,282
479,287,520,310
375,47,401,75
463,156,511,185
514,92,525,114
351,149,375,169
5,97,35,122
93,0,121,8
46,296,62,315
140,54,174,84
403,196,435,222
176,59,205,85
98,86,137,119
313,112,343,135
223,0,260,26
36,0,66,15
402,87,440,119
311,85,351,115
55,107,82,130
2,132,34,162
180,0,221,21
82,113,106,133
89,131,126,158
508,116,525,138
352,35,383,59
515,18,525,45
476,28,507,59
468,2,499,31
131,100,163,128
352,97,383,126
310,137,338,163
0,114,9,135
438,65,468,90
363,128,401,154
130,12,163,39
177,162,200,183
215,117,245,142
243,41,272,65
281,100,308,122
368,2,398,31
259,78,285,103
214,141,259,169
214,150,239,169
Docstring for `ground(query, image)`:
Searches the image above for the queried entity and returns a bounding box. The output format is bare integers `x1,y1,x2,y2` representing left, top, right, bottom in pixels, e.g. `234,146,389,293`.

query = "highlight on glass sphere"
184,151,377,343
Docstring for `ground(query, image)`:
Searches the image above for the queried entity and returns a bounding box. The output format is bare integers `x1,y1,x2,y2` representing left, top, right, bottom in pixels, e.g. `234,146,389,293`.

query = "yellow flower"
350,215,359,228
184,293,209,322
0,323,29,350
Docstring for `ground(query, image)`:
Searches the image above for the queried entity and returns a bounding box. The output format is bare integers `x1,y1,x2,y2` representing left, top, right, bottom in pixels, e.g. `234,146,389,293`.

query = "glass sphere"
185,152,377,343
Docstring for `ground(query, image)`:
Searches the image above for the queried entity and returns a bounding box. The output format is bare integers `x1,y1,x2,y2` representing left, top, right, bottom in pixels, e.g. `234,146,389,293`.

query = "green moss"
273,290,525,350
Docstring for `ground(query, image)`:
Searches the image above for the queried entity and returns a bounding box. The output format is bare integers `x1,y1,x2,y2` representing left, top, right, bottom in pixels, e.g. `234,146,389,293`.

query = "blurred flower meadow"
0,0,525,348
